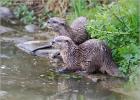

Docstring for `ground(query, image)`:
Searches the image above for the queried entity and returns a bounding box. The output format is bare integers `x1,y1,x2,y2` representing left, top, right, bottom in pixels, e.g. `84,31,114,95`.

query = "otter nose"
47,20,50,24
51,40,55,45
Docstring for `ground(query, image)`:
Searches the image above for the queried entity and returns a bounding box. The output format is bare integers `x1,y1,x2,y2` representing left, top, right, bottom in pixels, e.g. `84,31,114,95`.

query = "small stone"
0,54,10,59
73,90,79,92
58,82,62,85
0,90,8,96
40,74,45,77
92,78,101,83
49,82,53,85
21,82,25,84
0,65,6,69
0,7,15,19
21,84,26,87
25,24,39,33
42,82,46,85
86,82,90,85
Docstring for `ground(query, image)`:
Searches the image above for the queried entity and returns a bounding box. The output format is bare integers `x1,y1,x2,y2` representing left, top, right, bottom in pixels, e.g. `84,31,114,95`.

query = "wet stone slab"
0,25,15,34
16,40,60,59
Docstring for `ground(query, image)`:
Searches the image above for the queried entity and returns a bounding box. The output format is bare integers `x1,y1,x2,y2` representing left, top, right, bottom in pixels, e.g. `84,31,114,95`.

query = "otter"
31,17,89,54
47,17,89,45
52,36,120,77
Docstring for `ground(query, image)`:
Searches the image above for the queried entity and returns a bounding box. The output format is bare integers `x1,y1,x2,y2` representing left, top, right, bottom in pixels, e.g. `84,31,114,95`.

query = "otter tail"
100,63,120,77
101,44,122,77
106,64,120,77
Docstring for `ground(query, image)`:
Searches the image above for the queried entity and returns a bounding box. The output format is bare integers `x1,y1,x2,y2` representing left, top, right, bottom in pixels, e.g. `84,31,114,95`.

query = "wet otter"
31,17,89,54
47,17,89,45
52,36,120,77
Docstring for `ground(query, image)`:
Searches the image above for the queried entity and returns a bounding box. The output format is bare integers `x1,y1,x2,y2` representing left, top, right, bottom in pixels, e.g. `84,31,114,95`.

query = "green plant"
71,0,87,17
0,0,13,6
37,9,55,29
67,0,110,21
14,4,36,24
87,0,139,79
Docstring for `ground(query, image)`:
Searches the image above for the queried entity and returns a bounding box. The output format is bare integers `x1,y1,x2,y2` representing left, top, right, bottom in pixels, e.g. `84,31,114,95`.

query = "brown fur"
52,36,120,76
47,17,89,45
31,17,89,54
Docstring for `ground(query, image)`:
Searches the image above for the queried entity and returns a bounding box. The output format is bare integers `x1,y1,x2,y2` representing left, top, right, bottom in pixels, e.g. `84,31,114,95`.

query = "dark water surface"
0,27,140,100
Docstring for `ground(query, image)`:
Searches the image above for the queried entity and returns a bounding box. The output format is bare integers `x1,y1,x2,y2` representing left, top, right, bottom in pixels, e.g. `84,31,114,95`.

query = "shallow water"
0,26,139,100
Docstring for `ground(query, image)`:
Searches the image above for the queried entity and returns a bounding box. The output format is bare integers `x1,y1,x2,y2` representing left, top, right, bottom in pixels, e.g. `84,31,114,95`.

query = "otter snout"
43,19,53,29
51,40,55,45
43,22,48,28
43,22,52,29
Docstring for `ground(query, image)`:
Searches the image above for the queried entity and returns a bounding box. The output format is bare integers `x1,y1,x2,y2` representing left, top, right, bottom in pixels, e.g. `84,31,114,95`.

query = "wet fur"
32,17,89,55
53,36,120,77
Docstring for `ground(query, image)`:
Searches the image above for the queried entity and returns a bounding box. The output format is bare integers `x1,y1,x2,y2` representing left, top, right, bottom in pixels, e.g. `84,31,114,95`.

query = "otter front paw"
56,67,73,73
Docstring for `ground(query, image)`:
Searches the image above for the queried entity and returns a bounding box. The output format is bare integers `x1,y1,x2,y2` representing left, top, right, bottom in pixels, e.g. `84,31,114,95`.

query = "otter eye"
65,40,69,42
60,23,65,26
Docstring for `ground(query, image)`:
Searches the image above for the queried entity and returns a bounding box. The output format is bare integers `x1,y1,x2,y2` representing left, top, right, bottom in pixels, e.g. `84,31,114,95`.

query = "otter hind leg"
106,67,120,77
100,65,120,77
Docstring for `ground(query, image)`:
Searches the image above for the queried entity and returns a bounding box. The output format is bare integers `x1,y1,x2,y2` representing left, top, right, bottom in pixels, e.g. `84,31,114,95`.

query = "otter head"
45,17,67,32
52,36,72,50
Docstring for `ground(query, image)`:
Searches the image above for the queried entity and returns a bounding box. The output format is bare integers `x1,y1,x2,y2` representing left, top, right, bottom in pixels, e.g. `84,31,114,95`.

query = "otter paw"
56,67,73,74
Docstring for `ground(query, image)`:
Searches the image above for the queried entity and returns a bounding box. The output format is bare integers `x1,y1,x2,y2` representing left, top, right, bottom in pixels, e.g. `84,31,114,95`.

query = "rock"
0,54,10,59
16,40,49,53
0,6,15,19
0,25,15,34
16,40,60,59
0,6,16,24
34,32,49,40
24,24,40,33
0,90,8,97
0,35,34,43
